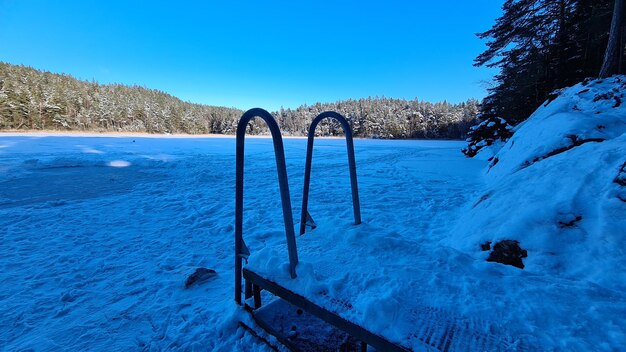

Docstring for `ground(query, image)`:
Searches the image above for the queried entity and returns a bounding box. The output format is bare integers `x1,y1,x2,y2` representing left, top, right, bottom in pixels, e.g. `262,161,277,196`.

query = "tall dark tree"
600,0,624,77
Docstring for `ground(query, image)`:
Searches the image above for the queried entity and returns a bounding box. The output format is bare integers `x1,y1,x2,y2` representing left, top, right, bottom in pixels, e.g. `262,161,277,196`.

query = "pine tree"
476,0,614,124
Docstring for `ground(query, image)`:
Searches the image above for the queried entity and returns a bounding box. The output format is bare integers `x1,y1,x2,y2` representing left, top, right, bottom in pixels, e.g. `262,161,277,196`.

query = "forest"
0,62,479,139
475,0,623,123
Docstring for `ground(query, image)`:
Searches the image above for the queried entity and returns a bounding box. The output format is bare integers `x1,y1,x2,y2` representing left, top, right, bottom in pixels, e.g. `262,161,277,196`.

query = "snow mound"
488,76,626,179
446,76,626,289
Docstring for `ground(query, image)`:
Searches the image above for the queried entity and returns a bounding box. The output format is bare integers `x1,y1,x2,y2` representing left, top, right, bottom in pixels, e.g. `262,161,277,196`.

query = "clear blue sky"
0,0,501,111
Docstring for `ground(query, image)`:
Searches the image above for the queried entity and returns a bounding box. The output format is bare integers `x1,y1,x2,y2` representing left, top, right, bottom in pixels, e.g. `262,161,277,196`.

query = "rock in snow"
185,268,217,288
486,240,528,269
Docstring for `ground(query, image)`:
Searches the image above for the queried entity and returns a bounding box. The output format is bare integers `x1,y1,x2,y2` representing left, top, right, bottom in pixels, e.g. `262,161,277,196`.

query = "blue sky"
0,1,501,111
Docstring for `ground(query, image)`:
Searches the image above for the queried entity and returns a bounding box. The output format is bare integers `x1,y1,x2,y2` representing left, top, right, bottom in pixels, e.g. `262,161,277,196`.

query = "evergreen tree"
476,0,614,124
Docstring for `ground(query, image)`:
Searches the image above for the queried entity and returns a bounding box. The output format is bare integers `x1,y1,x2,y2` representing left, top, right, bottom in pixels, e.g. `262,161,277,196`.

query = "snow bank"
446,76,626,288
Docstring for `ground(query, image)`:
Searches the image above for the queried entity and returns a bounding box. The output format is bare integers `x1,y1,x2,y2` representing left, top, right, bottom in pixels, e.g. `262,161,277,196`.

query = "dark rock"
486,240,527,269
545,90,561,105
593,92,611,102
185,268,217,288
558,215,583,228
613,96,621,108
488,157,499,170
480,241,492,251
614,162,626,186
472,192,492,208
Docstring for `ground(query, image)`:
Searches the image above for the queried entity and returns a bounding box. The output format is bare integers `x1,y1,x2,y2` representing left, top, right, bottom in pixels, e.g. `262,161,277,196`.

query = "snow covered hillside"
447,76,626,288
434,75,626,349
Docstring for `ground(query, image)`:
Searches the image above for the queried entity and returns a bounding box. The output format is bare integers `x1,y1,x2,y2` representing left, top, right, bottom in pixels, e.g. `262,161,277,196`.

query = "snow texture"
449,76,626,284
0,135,278,351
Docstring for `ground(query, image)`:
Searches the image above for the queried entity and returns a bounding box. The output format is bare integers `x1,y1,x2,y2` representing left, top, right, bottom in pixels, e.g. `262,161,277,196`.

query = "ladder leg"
245,279,253,300
253,284,262,309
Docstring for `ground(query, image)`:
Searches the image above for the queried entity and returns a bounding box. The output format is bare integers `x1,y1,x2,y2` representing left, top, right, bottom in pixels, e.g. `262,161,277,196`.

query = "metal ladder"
233,112,522,351
234,108,409,351
234,109,363,304
299,111,361,235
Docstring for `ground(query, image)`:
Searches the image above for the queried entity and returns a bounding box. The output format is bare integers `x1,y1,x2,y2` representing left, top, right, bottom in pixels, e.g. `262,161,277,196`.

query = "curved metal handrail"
235,108,298,305
299,111,361,236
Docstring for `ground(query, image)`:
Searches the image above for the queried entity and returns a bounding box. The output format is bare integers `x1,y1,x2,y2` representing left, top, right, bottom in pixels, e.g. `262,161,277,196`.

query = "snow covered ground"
1,100,624,352
0,135,482,351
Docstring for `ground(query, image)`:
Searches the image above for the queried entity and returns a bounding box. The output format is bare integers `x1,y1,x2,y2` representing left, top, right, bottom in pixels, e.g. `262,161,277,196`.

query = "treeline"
0,62,243,134
274,98,479,139
0,62,479,139
475,0,623,124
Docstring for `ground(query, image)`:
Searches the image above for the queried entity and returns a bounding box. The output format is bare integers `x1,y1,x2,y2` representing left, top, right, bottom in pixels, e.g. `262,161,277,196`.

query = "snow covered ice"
1,75,625,352
0,136,483,351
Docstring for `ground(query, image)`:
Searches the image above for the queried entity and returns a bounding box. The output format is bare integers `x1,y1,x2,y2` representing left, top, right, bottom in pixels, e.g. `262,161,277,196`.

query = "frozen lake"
0,135,482,350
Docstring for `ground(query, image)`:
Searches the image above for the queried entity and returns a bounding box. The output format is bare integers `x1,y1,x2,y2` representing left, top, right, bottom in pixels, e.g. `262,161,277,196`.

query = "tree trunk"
600,0,624,77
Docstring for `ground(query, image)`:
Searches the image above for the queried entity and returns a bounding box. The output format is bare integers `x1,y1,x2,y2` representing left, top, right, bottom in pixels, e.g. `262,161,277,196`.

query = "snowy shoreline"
0,130,465,142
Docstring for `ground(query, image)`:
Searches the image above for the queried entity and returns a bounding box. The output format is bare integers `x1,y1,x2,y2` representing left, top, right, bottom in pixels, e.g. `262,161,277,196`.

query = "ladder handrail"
299,111,361,236
235,108,298,305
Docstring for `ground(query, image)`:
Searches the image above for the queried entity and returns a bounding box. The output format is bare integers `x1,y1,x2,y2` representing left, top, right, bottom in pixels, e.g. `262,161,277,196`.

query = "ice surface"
0,136,274,351
1,104,624,352
0,135,481,351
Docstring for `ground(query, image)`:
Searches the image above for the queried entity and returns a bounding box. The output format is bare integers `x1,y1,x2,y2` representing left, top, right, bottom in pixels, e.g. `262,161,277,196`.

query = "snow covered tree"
462,117,513,158
0,62,480,139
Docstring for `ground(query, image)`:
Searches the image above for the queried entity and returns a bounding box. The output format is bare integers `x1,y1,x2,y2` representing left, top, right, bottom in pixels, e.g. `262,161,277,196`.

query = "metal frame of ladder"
234,108,299,305
299,111,361,235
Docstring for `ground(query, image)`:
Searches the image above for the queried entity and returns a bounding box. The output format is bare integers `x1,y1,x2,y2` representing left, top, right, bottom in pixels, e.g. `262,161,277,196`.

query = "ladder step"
250,298,362,352
243,268,409,351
